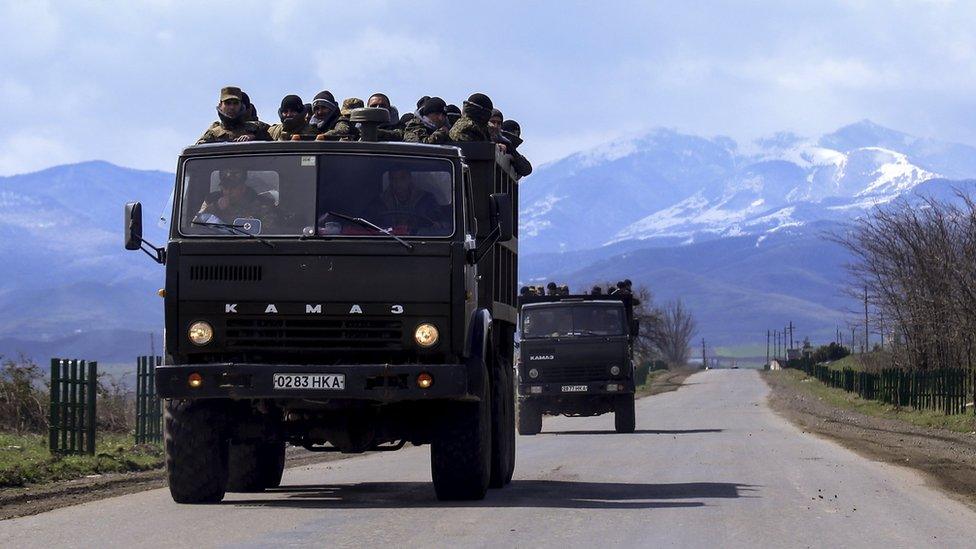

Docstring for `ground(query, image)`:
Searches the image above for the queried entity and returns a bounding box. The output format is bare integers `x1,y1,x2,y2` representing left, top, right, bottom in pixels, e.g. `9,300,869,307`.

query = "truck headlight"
188,321,213,346
414,323,439,348
610,365,621,376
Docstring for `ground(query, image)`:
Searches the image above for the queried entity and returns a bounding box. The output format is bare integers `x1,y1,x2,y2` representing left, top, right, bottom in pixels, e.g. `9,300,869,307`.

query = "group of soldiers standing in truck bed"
196,86,532,178
520,280,636,298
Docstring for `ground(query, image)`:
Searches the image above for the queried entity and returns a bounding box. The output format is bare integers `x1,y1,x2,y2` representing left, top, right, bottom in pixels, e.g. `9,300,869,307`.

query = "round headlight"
528,368,539,379
188,321,214,346
414,323,440,348
610,365,621,376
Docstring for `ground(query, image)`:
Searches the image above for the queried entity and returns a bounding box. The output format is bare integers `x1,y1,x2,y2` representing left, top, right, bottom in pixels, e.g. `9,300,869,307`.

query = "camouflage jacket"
448,116,491,142
319,117,359,141
403,117,449,144
196,120,271,144
268,121,320,141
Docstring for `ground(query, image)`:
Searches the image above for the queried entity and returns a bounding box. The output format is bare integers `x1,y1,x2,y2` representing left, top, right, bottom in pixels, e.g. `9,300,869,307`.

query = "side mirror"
631,319,640,336
124,202,144,251
489,193,513,242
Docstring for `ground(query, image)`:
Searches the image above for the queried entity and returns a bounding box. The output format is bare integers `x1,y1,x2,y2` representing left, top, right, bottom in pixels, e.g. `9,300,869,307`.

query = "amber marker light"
157,288,166,298
417,372,434,389
188,373,203,388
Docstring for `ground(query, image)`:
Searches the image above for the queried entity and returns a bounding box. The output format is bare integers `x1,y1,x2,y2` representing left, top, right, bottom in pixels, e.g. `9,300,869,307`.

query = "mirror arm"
466,225,501,265
138,238,166,264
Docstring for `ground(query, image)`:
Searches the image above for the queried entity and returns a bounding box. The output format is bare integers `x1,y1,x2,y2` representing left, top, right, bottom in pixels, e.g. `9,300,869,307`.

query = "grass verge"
769,369,976,433
0,433,163,488
635,368,695,399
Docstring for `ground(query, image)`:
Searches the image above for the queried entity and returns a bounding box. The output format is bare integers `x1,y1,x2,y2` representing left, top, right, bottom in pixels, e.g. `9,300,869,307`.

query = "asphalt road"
4,369,976,548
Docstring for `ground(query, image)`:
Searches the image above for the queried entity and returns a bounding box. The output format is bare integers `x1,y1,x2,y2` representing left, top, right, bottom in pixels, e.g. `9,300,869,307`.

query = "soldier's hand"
315,134,327,141
497,143,508,154
235,135,255,142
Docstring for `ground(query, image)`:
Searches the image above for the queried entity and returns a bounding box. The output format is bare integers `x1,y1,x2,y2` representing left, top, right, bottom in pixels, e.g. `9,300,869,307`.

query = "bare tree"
648,299,697,368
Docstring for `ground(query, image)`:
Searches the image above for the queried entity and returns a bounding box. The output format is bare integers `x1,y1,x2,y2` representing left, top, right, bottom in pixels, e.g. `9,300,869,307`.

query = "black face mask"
462,101,491,125
282,116,305,132
217,106,245,127
309,103,339,130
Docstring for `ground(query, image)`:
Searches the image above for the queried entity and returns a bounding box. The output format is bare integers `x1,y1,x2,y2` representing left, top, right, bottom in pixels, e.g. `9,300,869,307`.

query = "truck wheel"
614,394,636,433
517,400,542,435
227,441,286,492
164,399,228,504
430,367,491,501
489,357,515,489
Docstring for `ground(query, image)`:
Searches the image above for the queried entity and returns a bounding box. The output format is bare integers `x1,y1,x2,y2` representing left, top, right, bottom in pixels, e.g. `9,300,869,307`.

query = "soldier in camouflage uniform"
448,93,493,142
317,97,363,141
196,87,271,144
445,104,461,128
268,94,319,141
308,90,340,135
403,97,450,144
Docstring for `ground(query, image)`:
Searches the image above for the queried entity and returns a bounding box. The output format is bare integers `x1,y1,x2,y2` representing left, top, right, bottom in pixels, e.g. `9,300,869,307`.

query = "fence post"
86,361,97,455
49,359,60,453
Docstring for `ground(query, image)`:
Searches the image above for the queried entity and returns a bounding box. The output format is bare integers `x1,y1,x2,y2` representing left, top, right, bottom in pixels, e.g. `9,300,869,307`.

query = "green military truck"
517,293,639,434
124,109,519,502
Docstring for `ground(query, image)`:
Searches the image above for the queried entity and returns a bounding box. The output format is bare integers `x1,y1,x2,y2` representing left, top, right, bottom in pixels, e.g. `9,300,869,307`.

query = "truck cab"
517,294,638,434
124,121,519,503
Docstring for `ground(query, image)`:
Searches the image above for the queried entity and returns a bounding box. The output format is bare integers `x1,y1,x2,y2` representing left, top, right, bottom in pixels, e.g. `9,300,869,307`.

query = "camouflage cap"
341,97,364,116
219,86,244,102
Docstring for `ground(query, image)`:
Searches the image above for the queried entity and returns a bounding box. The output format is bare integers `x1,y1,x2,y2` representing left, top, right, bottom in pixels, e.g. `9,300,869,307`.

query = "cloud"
0,135,79,176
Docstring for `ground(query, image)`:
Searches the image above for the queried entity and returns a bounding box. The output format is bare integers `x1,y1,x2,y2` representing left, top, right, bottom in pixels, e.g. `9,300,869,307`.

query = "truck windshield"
521,304,626,338
179,154,454,237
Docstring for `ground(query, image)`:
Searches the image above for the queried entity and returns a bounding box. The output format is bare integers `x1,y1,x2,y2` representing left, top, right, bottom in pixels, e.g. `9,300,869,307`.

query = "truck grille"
535,364,609,383
225,318,403,351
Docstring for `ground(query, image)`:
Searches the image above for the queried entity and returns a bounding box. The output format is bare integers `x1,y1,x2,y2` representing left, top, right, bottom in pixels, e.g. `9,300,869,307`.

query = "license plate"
561,385,588,393
272,374,345,390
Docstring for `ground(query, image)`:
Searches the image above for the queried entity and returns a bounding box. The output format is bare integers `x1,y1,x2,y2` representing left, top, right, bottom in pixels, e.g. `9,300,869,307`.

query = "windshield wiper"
325,211,413,250
191,220,275,248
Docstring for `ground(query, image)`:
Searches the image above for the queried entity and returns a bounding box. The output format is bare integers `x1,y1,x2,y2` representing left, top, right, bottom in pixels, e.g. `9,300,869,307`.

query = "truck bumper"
156,362,480,402
517,380,634,398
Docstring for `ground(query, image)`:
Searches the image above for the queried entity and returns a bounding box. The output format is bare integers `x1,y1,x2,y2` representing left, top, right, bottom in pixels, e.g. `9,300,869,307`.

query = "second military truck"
124,109,519,502
517,292,639,434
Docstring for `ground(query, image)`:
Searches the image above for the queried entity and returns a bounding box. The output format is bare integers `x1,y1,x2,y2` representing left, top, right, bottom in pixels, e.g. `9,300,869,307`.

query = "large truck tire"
431,366,491,501
227,441,286,492
164,399,229,504
614,393,636,433
489,356,515,489
517,400,542,435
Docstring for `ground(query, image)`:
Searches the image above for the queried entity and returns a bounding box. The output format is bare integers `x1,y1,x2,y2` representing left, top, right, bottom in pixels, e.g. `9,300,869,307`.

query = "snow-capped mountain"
520,120,975,254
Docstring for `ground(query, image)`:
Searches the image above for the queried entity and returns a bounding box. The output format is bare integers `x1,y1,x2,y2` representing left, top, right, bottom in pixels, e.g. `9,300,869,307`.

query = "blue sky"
1,0,975,175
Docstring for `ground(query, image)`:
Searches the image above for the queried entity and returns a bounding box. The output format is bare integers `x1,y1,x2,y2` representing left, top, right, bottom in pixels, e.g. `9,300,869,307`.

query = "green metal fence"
788,358,970,415
135,356,163,444
48,358,97,455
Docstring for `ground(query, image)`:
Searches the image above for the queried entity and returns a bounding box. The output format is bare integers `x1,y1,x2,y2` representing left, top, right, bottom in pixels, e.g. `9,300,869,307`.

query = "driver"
363,169,446,234
198,168,276,225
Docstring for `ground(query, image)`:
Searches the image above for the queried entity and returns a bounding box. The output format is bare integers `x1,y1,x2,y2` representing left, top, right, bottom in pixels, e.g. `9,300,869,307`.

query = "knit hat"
419,96,447,116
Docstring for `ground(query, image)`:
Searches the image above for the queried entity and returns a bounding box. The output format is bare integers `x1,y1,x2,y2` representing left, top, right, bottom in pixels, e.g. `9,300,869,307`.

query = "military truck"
517,292,639,434
123,109,519,503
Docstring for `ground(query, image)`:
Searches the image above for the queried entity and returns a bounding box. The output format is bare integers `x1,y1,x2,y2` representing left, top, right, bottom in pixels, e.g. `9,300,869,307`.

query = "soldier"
501,119,533,177
367,92,403,130
241,91,272,135
317,97,362,141
445,104,462,128
197,168,277,225
309,91,340,134
268,95,319,141
196,86,271,144
448,93,493,142
403,97,450,144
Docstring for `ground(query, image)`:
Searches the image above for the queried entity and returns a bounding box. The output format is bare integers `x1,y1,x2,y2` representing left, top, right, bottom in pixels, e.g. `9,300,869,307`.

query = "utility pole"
766,330,770,366
701,338,707,369
788,321,794,350
774,330,779,360
150,332,155,358
864,286,869,353
851,326,857,354
879,310,885,349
